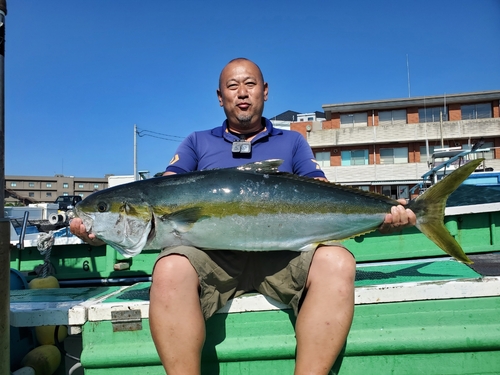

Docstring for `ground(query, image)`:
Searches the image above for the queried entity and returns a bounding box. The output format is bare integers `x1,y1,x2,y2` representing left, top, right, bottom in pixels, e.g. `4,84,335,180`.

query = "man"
71,58,415,375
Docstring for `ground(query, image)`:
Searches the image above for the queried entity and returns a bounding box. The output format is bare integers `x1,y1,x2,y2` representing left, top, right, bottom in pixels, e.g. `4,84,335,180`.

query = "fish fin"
408,159,484,264
236,159,284,174
161,207,207,233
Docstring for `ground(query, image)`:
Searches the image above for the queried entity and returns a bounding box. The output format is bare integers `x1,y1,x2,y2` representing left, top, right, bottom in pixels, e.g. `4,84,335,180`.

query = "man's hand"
70,218,105,246
379,199,416,234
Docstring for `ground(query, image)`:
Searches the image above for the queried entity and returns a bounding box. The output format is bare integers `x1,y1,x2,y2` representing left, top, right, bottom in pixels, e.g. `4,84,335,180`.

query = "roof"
322,90,500,113
271,110,326,121
270,110,301,121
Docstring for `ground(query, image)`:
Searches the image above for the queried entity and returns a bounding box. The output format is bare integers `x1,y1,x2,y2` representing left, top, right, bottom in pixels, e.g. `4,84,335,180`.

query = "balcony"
322,159,500,185
306,118,500,147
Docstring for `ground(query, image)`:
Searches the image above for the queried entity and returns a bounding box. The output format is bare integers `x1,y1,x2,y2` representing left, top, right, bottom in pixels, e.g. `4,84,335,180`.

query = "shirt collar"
212,117,283,140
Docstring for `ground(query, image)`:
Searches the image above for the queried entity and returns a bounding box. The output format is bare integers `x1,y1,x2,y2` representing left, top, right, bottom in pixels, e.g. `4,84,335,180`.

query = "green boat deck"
9,207,500,374
10,256,500,374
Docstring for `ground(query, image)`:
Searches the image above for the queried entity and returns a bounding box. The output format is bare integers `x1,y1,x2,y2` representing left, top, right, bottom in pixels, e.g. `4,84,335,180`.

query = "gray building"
5,174,109,205
291,90,500,199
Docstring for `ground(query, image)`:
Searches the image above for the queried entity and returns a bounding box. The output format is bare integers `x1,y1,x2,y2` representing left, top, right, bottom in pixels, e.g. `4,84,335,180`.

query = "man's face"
217,60,268,129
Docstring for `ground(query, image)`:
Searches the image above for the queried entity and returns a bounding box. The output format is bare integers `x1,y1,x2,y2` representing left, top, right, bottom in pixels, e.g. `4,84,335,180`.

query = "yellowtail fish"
74,159,483,263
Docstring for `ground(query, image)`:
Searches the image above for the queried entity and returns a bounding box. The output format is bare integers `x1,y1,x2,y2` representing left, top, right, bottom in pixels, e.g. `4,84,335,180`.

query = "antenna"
406,54,411,98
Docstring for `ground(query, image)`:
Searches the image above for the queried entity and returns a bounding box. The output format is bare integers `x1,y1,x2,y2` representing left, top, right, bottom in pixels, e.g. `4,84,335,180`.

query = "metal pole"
0,1,9,374
134,124,138,181
439,111,444,148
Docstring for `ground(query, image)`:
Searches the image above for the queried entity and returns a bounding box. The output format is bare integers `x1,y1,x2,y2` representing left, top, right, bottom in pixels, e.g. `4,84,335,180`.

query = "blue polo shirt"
166,118,325,178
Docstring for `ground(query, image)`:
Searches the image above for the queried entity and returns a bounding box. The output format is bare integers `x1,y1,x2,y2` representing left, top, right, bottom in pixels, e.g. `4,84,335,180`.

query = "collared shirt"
166,117,325,178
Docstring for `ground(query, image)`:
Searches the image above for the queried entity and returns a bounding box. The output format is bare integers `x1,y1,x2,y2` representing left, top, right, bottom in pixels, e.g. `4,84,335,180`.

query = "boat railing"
410,147,494,195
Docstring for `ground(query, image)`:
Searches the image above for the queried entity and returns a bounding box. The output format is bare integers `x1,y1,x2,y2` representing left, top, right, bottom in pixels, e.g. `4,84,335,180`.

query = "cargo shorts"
153,244,348,320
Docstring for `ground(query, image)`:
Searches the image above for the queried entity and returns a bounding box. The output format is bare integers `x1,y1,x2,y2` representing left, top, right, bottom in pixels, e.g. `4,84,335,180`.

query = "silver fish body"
74,159,481,263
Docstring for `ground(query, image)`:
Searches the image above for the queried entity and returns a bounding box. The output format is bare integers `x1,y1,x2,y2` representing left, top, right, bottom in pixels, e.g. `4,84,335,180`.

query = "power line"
136,127,185,142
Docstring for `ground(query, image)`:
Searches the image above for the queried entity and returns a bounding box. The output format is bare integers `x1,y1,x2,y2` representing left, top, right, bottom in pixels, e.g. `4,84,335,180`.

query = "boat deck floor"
467,252,500,276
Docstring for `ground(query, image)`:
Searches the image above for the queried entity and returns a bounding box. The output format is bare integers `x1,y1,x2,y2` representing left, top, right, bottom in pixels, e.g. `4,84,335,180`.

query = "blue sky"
5,0,500,177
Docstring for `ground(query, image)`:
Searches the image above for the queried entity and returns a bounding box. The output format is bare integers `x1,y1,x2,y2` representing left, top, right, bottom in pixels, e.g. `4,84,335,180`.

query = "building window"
461,103,492,119
381,185,408,199
378,109,407,126
78,184,84,189
29,192,34,197
63,183,69,188
381,186,396,199
340,113,367,128
315,152,331,167
63,192,69,196
78,193,84,198
398,185,409,200
380,147,408,164
307,117,314,121
46,192,52,198
93,184,99,189
29,182,35,188
46,183,52,188
419,145,449,163
10,182,17,187
341,150,368,166
419,106,448,122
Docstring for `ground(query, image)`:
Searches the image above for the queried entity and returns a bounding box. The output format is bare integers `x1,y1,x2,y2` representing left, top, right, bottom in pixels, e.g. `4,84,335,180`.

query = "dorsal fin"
236,159,284,174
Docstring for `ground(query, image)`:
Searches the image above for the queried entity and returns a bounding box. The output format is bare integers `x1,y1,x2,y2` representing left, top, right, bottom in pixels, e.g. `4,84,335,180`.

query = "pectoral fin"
160,207,207,233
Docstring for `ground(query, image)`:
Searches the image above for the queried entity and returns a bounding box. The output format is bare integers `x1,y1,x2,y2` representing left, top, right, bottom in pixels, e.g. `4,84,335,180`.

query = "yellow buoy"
35,325,68,345
21,345,61,375
28,275,60,289
28,275,66,344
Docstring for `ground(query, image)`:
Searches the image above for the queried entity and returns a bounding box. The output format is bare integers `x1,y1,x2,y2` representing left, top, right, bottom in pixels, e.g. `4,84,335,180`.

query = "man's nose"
237,86,248,97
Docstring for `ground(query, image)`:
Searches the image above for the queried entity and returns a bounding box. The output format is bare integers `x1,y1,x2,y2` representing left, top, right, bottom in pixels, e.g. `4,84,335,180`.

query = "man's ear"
216,89,223,107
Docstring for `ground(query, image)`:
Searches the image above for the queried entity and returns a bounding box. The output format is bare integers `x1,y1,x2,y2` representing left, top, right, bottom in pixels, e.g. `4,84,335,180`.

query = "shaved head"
219,58,264,90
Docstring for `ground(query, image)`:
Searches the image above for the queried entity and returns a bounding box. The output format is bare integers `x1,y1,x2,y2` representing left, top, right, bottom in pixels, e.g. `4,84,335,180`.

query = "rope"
37,231,55,278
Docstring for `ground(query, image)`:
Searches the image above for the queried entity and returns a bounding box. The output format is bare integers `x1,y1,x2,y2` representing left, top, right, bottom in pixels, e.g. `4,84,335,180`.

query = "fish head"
74,189,153,257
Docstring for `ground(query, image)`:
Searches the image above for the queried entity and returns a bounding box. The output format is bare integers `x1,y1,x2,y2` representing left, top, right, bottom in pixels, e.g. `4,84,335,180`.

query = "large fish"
74,159,483,263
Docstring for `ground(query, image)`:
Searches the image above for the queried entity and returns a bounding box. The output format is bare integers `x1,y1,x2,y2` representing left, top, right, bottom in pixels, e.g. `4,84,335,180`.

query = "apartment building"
270,110,325,130
291,91,500,199
5,174,109,205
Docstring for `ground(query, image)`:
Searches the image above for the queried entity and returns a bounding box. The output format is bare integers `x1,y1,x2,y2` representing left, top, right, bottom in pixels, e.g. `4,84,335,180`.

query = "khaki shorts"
153,244,347,320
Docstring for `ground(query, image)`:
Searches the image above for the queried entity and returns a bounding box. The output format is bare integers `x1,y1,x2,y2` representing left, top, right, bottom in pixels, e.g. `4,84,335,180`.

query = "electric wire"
136,127,184,142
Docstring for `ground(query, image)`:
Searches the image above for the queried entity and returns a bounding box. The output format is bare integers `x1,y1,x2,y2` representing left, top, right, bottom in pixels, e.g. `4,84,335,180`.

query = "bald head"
219,58,265,90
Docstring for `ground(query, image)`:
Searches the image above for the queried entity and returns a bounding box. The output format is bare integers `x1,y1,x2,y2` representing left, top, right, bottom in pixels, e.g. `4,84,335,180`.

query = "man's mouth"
237,103,250,110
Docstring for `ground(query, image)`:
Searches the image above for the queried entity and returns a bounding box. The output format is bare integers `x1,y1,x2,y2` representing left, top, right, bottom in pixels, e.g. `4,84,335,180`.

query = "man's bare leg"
294,246,356,375
149,255,205,375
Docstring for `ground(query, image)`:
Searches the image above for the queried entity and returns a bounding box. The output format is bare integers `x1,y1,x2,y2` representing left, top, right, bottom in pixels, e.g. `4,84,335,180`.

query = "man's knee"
310,246,356,282
152,254,199,288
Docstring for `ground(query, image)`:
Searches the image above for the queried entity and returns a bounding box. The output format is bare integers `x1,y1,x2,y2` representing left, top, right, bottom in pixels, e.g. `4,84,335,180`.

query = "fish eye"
97,202,108,212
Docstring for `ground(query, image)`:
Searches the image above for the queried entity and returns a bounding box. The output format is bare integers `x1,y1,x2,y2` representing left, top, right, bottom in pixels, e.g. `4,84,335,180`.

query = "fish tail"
408,158,484,264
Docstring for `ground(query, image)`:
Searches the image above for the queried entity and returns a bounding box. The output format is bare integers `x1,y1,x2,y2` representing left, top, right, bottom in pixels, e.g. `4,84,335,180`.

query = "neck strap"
227,126,264,140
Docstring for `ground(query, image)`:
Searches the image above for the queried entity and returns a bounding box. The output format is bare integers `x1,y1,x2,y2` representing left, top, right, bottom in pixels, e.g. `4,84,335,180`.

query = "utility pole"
0,1,9,373
134,124,138,181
